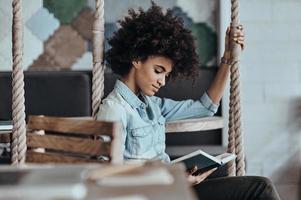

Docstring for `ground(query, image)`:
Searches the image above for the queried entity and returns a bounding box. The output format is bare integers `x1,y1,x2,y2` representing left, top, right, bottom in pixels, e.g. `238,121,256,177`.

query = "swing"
9,0,245,176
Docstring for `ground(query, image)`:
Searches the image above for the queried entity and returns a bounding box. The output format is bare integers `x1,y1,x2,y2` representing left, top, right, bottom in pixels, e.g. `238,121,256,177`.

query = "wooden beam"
26,151,105,164
0,131,11,143
165,117,224,133
27,115,115,136
27,133,111,156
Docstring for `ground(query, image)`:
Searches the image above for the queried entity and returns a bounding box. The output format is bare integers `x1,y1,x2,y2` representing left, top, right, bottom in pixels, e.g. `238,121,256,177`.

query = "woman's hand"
224,24,245,59
186,166,217,186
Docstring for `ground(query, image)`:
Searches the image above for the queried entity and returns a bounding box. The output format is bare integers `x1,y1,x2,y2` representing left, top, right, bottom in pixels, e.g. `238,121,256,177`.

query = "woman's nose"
158,76,166,87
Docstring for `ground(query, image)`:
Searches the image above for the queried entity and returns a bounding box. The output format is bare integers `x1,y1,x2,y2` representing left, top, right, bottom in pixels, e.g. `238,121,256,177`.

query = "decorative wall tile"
0,0,43,70
0,34,12,68
44,0,86,24
71,52,93,70
97,0,177,23
104,23,118,51
171,7,193,28
26,7,60,41
29,51,59,70
44,25,86,69
0,54,11,71
23,0,43,21
191,23,217,66
0,0,42,41
23,27,43,69
71,7,94,40
177,0,217,31
84,23,118,52
0,27,42,70
0,0,12,16
86,0,95,11
1,0,218,70
0,2,12,42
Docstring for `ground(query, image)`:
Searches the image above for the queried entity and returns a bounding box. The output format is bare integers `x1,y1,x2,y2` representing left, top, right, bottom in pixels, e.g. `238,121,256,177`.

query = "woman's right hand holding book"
186,166,217,186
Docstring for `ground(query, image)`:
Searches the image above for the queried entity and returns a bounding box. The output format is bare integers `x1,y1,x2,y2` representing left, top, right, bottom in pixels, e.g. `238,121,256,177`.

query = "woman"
97,3,280,200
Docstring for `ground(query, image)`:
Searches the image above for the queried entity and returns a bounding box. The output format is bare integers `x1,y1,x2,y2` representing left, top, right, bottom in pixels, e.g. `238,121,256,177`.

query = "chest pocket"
129,125,153,155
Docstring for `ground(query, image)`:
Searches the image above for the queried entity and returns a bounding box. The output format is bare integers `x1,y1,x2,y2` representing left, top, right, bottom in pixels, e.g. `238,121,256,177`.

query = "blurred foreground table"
0,163,197,200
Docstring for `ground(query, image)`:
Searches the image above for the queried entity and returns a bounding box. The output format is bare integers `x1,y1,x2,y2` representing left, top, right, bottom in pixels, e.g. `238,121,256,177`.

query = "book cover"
171,150,235,174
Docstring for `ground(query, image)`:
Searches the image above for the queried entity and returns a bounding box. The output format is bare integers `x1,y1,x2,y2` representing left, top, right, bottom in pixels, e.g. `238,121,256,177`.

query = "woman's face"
133,56,173,96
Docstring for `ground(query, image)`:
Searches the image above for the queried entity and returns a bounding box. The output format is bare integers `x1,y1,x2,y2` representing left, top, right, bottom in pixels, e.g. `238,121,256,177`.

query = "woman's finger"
188,165,198,175
233,37,244,41
236,38,245,43
234,37,245,42
238,42,245,50
236,39,245,46
197,167,217,177
194,168,217,184
237,25,244,30
234,32,244,37
226,26,231,34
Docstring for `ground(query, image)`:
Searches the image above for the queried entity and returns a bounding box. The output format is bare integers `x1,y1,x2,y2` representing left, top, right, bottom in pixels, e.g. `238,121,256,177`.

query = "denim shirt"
97,80,219,163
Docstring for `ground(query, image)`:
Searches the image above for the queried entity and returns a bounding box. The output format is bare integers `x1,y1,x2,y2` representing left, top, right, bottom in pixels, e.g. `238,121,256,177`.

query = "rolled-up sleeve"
200,92,219,114
150,92,219,122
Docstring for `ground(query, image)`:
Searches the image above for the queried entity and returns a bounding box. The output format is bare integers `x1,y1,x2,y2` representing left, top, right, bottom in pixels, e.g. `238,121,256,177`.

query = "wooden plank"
27,115,116,136
27,133,111,156
165,117,224,133
26,151,106,164
0,131,11,143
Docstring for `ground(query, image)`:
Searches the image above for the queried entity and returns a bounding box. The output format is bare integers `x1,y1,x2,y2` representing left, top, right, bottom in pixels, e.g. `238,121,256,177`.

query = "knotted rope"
11,0,27,165
92,0,105,119
227,0,245,176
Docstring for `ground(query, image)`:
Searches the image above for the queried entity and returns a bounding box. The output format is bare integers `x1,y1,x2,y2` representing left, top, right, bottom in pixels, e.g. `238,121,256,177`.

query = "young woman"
97,3,280,200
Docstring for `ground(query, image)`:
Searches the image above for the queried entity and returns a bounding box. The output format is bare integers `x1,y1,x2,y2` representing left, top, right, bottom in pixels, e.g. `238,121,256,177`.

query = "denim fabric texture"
97,80,219,162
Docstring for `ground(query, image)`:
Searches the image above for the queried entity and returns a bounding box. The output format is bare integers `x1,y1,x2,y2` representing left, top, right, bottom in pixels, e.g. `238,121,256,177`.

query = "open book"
171,150,236,174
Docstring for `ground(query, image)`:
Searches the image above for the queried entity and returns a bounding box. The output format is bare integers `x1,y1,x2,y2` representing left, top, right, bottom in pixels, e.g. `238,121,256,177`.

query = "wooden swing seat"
26,115,121,164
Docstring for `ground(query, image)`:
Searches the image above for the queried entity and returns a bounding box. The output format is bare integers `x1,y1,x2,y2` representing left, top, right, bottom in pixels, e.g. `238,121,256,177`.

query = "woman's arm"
150,93,219,122
207,60,231,104
207,25,245,104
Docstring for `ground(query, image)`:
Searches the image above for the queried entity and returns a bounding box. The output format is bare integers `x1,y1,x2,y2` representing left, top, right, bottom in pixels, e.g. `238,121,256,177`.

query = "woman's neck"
120,75,139,95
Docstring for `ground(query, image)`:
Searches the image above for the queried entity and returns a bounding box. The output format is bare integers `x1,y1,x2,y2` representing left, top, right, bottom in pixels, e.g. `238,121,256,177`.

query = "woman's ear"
132,60,141,69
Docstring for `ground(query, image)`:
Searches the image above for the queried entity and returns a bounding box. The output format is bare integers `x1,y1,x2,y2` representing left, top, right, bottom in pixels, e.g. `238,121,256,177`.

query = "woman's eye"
154,69,162,74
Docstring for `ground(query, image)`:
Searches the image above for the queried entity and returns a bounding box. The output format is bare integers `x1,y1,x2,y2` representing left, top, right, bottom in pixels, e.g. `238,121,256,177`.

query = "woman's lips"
152,85,159,92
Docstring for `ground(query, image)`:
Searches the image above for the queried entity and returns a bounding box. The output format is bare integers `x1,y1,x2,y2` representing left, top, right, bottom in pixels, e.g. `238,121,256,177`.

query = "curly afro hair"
106,2,200,79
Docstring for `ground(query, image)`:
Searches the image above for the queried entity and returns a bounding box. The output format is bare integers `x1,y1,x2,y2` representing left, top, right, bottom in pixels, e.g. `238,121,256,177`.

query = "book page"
215,153,236,164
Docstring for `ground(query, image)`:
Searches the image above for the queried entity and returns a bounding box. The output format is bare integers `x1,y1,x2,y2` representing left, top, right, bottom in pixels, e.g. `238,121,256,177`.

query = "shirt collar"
114,79,148,109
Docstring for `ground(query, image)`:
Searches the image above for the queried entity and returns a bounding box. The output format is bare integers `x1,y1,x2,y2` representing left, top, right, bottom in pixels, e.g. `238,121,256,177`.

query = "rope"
227,0,245,176
92,0,105,119
227,90,236,176
11,0,27,165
